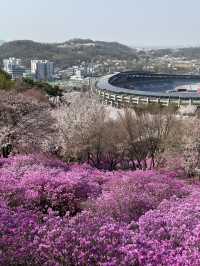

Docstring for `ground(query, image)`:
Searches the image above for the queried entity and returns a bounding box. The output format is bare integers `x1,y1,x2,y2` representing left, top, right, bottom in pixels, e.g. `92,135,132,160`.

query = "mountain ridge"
0,39,137,68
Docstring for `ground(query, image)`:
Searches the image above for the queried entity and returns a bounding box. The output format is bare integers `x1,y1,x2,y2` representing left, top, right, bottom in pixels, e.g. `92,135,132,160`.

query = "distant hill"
0,40,4,46
150,46,200,59
0,39,137,69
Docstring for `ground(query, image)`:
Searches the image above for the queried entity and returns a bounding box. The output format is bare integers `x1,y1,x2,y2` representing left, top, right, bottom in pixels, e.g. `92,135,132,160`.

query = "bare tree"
54,94,124,170
54,94,178,171
119,106,177,170
182,118,200,177
0,91,56,157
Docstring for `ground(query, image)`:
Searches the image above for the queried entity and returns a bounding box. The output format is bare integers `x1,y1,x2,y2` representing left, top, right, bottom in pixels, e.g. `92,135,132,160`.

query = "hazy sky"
1,0,200,47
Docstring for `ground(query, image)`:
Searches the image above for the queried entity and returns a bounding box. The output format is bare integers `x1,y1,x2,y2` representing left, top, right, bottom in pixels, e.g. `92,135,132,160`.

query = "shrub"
87,170,190,223
134,192,200,265
0,200,39,266
0,155,102,216
34,211,138,266
1,155,200,265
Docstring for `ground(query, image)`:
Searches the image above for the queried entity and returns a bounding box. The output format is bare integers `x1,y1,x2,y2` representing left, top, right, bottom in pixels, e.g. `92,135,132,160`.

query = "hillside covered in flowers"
1,154,200,266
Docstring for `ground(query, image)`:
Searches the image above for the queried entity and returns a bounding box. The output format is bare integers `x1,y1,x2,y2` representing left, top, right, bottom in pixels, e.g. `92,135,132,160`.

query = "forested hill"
0,39,137,68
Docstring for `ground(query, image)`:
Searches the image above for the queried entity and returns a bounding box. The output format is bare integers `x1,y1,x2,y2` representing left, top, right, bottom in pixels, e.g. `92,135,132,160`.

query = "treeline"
0,88,185,172
0,70,62,97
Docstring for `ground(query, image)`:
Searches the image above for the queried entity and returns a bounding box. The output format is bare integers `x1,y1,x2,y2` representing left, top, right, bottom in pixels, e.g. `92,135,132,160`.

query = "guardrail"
95,88,200,107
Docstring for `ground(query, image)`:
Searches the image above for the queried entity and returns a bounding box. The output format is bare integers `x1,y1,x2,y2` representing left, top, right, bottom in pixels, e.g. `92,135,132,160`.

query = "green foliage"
0,73,62,97
22,77,35,86
0,69,14,90
23,78,62,97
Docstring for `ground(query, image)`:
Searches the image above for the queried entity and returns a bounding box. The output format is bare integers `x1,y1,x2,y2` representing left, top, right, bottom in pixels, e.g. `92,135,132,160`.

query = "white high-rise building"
3,58,26,80
31,60,54,81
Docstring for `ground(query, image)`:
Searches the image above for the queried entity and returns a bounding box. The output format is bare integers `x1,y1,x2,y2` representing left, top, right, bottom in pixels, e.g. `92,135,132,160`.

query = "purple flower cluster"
0,200,39,265
0,155,200,265
87,170,190,223
134,192,200,265
0,155,102,216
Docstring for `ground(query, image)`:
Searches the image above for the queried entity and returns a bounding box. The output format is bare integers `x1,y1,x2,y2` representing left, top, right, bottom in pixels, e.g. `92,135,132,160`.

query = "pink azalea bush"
0,200,39,265
1,155,200,265
0,155,102,216
34,211,138,266
134,191,200,265
87,170,190,222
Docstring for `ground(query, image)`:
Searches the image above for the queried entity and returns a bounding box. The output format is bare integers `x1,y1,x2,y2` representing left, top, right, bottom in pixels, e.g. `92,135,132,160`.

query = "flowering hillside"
0,155,200,265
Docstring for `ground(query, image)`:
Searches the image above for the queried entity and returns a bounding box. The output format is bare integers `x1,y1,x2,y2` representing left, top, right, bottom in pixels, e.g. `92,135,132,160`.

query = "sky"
1,0,200,47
